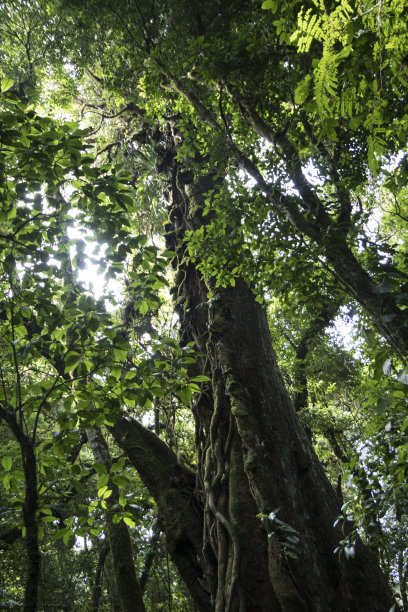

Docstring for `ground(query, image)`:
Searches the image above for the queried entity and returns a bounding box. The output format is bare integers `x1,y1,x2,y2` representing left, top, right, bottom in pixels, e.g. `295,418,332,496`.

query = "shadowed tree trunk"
292,303,340,413
86,427,145,612
0,408,40,612
139,524,160,595
21,439,40,612
91,539,109,612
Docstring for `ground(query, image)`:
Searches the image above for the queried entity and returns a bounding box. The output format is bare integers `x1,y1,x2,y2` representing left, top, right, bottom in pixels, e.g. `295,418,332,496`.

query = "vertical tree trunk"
21,440,40,612
0,408,41,612
86,427,146,612
204,276,395,610
91,539,109,612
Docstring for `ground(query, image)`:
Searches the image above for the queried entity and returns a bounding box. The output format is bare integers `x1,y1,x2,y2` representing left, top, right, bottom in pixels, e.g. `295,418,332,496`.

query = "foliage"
0,87,203,609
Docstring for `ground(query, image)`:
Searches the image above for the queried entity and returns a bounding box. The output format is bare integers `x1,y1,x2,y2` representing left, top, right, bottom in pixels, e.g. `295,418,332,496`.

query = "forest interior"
0,0,407,610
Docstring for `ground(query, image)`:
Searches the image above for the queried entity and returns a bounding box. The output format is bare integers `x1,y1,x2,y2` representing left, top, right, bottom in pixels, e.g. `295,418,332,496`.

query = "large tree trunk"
112,125,398,610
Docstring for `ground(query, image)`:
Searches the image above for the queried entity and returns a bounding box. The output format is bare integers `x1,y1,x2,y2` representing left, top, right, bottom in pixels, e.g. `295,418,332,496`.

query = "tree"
1,0,407,610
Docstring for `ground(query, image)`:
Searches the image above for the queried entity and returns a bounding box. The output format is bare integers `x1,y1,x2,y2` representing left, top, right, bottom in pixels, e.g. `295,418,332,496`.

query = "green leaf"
110,457,126,473
111,367,121,380
73,479,85,494
93,463,108,475
114,348,128,362
1,457,12,471
178,386,193,405
97,474,109,489
98,485,108,497
40,515,59,523
90,527,101,536
139,301,148,315
63,530,74,546
375,397,387,415
111,474,130,487
262,0,277,11
294,75,312,105
335,45,352,61
349,116,362,130
1,78,14,92
162,250,177,258
123,516,135,527
64,352,81,373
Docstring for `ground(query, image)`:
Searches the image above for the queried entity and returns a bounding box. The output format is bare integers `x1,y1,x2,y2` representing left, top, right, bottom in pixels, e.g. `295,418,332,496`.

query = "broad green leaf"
114,348,128,362
111,474,130,487
111,367,121,380
262,0,277,10
139,301,148,315
1,78,14,92
97,474,109,489
93,463,108,475
110,457,126,473
178,386,193,405
294,75,312,105
1,457,12,471
40,515,59,523
98,485,108,497
64,352,81,373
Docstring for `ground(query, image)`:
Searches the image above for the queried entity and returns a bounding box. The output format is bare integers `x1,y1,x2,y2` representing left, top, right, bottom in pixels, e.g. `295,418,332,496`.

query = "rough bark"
91,539,109,612
0,407,40,612
83,106,401,610
21,440,40,612
86,426,145,612
204,276,395,610
106,119,399,609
